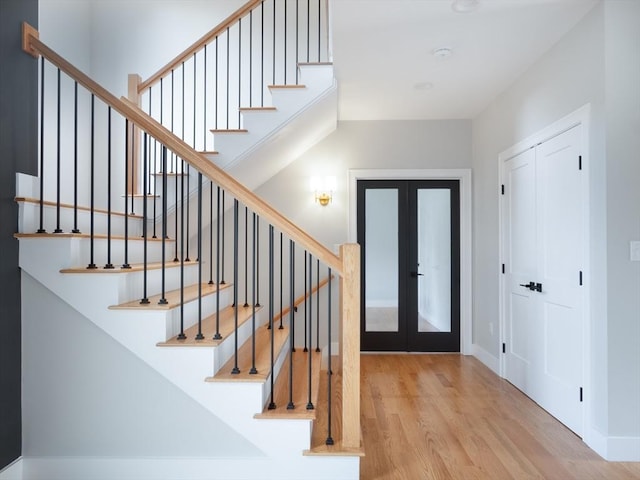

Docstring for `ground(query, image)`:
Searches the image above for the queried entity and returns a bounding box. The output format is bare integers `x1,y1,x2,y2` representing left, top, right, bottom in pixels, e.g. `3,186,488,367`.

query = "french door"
357,180,460,352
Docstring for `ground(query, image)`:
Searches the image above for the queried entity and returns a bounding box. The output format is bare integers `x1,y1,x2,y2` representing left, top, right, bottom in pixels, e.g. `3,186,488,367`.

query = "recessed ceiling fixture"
432,47,453,59
414,81,434,91
452,0,480,13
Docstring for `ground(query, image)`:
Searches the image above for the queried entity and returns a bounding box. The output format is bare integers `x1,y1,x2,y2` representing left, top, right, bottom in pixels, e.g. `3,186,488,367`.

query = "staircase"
6,3,362,480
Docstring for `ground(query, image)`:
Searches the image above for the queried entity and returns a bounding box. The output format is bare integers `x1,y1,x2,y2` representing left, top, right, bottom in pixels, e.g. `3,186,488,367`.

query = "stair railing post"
339,243,361,450
127,74,142,197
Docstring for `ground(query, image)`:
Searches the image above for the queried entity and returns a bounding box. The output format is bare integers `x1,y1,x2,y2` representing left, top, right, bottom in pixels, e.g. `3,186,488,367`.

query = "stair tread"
255,349,322,419
61,260,198,274
15,197,144,220
151,172,188,176
210,129,249,133
199,150,219,155
239,106,277,112
158,304,261,347
298,62,333,66
109,282,231,310
304,369,364,457
15,232,171,242
206,324,288,383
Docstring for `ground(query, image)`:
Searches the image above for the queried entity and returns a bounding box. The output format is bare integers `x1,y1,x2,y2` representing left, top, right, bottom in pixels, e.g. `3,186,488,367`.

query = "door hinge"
578,155,583,170
501,184,505,195
502,343,506,354
502,263,505,274
579,270,583,286
580,387,583,402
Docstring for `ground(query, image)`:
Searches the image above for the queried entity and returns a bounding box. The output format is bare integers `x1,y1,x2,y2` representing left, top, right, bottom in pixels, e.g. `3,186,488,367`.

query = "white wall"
472,0,640,458
21,272,259,457
604,0,640,443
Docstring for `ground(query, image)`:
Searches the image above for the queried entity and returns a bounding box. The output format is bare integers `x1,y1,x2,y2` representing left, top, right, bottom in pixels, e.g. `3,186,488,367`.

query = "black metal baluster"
214,37,218,129
213,185,222,340
307,253,314,410
250,212,258,375
273,0,276,85
318,0,321,62
209,181,214,285
287,239,295,409
268,224,276,410
261,1,265,107
203,44,207,151
316,258,320,352
238,17,242,128
54,68,62,233
177,158,186,339
72,81,79,233
37,57,45,234
249,10,253,107
279,232,283,329
284,0,287,84
221,190,226,283
130,117,136,216
193,52,196,150
306,0,310,63
140,133,150,304
295,0,299,84
104,107,114,269
256,216,260,306
196,173,204,340
158,147,168,305
231,199,240,374
326,269,334,445
244,206,249,307
152,138,158,239
122,120,131,270
304,251,308,352
185,164,191,260
87,94,97,270
172,69,179,262
226,26,230,129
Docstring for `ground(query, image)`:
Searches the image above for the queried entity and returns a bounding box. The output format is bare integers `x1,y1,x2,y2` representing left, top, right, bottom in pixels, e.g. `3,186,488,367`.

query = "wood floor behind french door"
357,180,460,352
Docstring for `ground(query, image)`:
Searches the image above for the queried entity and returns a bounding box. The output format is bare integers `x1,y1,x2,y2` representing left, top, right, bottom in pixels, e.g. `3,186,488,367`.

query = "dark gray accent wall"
0,0,38,470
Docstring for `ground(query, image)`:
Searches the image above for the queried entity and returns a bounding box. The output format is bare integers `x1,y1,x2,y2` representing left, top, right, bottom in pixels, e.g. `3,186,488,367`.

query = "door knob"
410,271,424,278
519,282,535,290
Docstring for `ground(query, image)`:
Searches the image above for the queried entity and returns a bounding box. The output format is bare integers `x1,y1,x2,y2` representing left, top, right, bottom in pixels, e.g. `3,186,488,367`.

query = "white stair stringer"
199,64,337,194
15,237,358,479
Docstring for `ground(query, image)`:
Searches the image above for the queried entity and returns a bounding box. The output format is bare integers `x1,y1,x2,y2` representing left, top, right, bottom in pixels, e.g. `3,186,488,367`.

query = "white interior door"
535,126,584,435
502,125,585,436
504,148,539,395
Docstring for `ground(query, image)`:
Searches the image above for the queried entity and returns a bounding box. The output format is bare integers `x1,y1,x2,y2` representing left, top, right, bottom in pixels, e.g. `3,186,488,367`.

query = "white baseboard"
606,436,640,461
587,428,640,461
471,343,500,376
0,456,358,480
0,457,23,480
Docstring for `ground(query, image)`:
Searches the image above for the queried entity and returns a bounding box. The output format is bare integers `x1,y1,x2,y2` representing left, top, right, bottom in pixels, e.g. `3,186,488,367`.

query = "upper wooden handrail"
138,0,263,93
22,23,342,275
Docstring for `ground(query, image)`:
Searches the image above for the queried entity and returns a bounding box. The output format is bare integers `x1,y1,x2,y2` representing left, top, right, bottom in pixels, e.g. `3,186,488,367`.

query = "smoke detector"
452,0,480,13
432,47,453,59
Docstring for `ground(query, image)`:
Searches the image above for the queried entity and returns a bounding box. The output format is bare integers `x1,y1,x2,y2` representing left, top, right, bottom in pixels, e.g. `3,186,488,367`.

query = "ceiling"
331,0,598,120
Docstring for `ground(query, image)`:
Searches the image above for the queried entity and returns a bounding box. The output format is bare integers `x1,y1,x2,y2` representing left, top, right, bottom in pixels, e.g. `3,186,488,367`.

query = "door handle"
410,271,424,278
519,281,542,292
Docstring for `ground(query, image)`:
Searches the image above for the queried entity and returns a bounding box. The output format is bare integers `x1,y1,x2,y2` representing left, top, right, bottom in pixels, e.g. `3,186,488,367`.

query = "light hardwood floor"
360,354,640,480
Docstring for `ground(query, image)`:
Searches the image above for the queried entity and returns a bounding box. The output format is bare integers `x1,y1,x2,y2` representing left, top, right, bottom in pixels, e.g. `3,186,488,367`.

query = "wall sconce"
310,175,336,206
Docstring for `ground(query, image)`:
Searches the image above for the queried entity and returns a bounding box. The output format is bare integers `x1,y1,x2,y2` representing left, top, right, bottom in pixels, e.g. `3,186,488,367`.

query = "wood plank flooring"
360,354,640,480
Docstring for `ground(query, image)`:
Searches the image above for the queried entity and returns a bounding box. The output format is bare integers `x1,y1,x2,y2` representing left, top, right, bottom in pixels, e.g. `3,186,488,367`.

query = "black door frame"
357,179,461,352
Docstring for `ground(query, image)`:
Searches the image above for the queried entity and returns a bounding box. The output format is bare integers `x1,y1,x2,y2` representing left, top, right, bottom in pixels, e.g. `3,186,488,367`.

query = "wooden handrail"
273,275,333,324
22,23,342,275
138,0,263,93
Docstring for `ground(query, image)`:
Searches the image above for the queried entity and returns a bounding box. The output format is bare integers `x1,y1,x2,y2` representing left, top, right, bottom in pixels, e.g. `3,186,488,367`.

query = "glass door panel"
364,188,399,332
416,189,451,333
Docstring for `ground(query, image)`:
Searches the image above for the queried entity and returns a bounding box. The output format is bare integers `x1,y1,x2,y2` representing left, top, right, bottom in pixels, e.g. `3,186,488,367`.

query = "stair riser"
18,201,144,237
